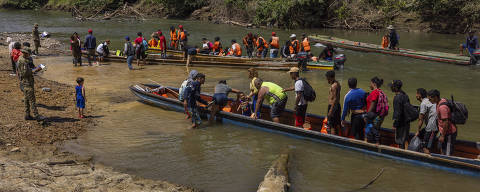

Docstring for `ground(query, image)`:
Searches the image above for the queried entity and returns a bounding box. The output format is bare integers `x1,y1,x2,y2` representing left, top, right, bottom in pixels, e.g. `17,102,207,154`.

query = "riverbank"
0,32,198,191
1,0,480,33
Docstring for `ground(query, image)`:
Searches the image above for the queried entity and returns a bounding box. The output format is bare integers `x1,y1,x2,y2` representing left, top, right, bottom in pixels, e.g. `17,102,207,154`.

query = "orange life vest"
256,37,268,51
270,36,279,49
148,38,158,48
289,40,300,54
302,38,311,52
170,29,178,41
233,43,242,56
381,36,389,49
178,30,187,41
212,41,222,53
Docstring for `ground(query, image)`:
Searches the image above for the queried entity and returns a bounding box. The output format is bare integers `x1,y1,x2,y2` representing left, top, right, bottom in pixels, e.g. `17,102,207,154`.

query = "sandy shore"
0,33,199,191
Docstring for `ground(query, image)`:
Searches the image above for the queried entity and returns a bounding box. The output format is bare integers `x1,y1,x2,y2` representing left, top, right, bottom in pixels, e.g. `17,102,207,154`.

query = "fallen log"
257,152,289,192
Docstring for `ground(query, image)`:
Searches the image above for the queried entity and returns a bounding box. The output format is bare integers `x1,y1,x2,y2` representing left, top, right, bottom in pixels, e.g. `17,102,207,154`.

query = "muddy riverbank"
0,32,198,191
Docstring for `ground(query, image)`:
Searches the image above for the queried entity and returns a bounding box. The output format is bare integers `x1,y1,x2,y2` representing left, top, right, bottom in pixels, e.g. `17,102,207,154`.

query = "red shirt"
366,89,380,112
134,37,143,45
11,49,22,62
437,98,457,135
159,35,166,50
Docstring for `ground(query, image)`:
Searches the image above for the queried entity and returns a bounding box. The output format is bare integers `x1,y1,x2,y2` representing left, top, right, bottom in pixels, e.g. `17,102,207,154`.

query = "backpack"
142,39,149,51
178,79,189,102
299,78,316,102
404,101,419,123
125,42,135,56
440,96,468,125
375,90,389,117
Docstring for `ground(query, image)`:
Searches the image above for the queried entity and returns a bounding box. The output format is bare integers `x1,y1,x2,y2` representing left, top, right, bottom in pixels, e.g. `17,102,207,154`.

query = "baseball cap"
88,29,93,33
272,32,276,36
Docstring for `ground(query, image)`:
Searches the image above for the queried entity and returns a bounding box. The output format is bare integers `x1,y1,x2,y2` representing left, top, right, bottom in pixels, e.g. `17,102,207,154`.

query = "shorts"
189,107,201,125
87,49,96,56
395,124,410,146
295,104,307,127
270,97,287,118
136,48,147,59
34,40,40,47
76,98,85,109
327,103,341,128
213,93,228,107
96,51,104,59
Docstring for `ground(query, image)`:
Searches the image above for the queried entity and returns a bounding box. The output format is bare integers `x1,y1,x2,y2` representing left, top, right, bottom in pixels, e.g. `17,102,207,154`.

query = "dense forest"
2,0,480,33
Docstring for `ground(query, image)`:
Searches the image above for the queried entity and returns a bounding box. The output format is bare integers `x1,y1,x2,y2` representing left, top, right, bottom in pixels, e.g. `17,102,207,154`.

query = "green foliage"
146,0,208,17
224,0,248,9
0,0,48,9
254,0,327,29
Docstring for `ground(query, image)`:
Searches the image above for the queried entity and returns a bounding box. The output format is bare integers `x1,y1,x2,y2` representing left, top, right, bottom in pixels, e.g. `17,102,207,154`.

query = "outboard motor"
469,49,480,65
297,51,308,71
333,54,346,70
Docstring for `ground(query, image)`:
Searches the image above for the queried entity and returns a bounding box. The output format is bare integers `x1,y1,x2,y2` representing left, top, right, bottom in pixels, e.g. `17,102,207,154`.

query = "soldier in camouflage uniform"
33,24,40,55
17,48,43,121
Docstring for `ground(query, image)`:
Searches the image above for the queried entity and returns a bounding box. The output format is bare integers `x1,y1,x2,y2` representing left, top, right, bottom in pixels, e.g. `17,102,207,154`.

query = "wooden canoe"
148,48,286,63
129,84,480,176
87,52,334,71
309,35,471,65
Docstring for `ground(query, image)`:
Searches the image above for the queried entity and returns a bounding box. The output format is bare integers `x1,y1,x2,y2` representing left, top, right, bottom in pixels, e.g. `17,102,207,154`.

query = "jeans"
270,49,278,58
127,55,134,69
261,49,268,58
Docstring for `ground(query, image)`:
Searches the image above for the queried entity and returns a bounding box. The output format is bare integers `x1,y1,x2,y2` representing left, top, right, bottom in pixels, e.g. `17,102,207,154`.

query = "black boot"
25,115,34,120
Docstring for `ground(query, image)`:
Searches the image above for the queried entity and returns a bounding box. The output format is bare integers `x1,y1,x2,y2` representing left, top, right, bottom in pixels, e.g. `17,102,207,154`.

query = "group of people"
69,29,111,67
381,25,400,50
175,67,461,156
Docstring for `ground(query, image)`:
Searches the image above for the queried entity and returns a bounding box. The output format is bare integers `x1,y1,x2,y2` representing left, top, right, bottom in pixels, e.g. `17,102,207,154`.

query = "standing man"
460,30,479,56
186,73,209,129
243,33,255,58
269,32,280,58
427,89,458,156
387,25,399,50
178,25,188,50
389,80,410,149
17,49,44,121
169,26,178,50
326,71,341,135
256,34,268,58
157,31,167,58
301,33,311,54
341,77,366,140
415,88,437,154
124,36,135,70
32,24,40,55
289,34,300,58
283,67,308,128
251,78,288,123
134,32,147,66
84,29,97,66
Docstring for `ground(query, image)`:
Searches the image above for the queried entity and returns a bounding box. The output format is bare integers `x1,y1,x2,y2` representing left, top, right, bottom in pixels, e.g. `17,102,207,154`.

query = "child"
381,34,389,49
236,93,252,116
76,77,86,118
187,73,208,128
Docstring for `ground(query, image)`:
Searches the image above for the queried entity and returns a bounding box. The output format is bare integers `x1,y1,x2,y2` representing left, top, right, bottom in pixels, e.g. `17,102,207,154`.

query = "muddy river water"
1,10,479,191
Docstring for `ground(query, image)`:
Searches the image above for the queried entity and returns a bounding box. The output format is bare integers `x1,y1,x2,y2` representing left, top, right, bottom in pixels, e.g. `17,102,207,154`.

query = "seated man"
251,78,288,123
319,43,336,61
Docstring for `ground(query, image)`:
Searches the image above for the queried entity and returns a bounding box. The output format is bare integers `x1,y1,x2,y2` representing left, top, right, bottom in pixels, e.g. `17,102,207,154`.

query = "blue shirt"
75,85,84,100
341,88,366,120
84,34,97,49
466,36,479,49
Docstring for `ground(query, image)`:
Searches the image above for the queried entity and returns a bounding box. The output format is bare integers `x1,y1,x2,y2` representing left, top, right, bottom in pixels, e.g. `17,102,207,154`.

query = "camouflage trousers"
23,86,38,117
34,40,40,54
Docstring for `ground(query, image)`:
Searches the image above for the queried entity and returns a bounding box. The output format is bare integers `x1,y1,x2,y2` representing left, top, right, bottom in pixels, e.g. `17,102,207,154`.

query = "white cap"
290,34,296,38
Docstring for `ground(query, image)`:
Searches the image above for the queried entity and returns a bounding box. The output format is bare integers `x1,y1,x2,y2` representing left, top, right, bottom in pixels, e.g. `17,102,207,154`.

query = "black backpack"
299,78,316,102
440,96,468,125
403,95,419,122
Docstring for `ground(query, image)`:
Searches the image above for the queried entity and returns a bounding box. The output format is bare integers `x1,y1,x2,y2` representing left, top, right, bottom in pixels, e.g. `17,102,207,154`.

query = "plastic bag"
408,136,422,152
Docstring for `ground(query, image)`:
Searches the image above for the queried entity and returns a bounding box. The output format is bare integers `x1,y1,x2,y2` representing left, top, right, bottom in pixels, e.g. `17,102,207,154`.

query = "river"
1,9,479,191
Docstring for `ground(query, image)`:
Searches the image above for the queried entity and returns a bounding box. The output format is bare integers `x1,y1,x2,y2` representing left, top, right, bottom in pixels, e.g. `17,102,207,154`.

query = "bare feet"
189,123,198,129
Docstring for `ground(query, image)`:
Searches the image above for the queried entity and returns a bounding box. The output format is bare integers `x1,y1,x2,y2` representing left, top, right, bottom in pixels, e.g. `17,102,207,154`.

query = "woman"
247,68,260,118
70,32,82,66
365,77,388,144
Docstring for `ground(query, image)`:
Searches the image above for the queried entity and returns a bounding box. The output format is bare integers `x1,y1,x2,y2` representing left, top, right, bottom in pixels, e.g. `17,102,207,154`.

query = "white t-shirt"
295,80,306,105
96,43,105,54
231,44,236,50
8,42,15,54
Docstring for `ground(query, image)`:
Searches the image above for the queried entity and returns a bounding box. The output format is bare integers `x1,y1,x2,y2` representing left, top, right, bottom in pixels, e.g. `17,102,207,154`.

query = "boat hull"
129,84,480,176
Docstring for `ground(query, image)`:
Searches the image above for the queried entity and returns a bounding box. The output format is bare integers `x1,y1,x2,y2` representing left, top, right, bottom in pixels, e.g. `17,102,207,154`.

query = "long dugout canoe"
309,35,471,65
130,84,480,176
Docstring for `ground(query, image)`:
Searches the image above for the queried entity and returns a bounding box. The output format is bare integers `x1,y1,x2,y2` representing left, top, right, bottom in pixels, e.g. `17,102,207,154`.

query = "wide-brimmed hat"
290,34,296,38
287,67,300,73
387,25,394,30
